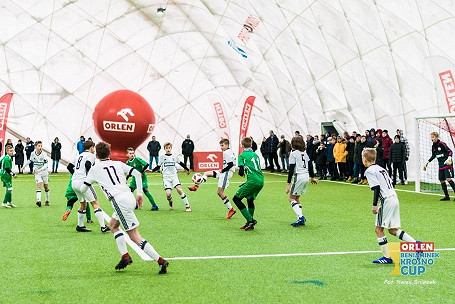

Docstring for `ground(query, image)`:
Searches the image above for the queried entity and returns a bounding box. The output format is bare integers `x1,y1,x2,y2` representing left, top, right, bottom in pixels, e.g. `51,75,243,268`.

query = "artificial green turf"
0,172,454,303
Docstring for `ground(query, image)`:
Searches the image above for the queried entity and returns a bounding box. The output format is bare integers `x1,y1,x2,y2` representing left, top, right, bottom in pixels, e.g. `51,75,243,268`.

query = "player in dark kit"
423,131,455,201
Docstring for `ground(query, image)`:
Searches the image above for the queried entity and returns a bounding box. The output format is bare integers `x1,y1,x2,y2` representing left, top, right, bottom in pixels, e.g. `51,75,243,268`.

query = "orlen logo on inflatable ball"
93,90,155,161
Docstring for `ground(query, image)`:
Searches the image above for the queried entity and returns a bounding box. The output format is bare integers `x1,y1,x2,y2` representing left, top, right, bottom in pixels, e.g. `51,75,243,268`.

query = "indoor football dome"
1,0,455,179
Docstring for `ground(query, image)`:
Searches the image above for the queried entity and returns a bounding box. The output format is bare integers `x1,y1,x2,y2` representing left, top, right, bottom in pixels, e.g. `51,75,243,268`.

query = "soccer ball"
192,173,204,184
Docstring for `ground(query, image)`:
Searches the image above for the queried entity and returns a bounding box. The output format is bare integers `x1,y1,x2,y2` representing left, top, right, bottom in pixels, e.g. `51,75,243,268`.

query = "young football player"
67,141,109,233
61,174,92,223
152,142,191,211
363,148,419,264
1,146,18,208
188,138,236,219
286,136,317,227
126,147,159,211
21,141,50,207
233,137,264,230
423,131,455,200
81,142,169,274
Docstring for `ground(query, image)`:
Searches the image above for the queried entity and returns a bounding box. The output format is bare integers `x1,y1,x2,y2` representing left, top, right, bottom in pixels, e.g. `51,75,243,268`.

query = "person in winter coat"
315,142,327,180
181,135,195,170
390,135,406,185
326,137,337,180
14,139,25,173
346,136,355,182
260,137,269,169
381,130,394,176
277,135,291,172
51,137,62,173
333,137,348,180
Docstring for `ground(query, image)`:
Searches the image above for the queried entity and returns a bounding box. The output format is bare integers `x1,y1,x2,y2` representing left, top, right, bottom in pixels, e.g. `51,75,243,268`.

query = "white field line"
102,212,153,261
167,248,455,261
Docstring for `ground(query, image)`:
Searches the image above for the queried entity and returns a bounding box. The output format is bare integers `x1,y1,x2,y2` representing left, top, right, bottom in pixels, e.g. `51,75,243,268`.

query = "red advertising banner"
238,96,255,155
0,93,13,145
193,151,223,172
439,70,455,113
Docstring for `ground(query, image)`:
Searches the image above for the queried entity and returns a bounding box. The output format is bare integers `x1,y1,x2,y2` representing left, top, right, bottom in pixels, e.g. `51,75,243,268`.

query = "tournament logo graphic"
389,242,440,276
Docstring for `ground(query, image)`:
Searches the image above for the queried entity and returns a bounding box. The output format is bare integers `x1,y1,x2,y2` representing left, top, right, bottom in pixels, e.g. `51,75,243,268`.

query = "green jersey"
0,155,13,186
126,157,149,189
238,148,264,183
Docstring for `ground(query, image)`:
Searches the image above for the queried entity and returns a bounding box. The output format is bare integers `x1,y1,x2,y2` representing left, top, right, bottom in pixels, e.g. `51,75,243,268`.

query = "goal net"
415,114,455,192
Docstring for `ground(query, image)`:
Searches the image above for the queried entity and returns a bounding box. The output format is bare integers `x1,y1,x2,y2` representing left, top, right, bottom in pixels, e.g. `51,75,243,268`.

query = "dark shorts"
439,167,454,180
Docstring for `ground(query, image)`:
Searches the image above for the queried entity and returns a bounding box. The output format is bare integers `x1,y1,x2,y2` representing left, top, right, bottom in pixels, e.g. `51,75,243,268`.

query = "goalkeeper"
423,132,455,201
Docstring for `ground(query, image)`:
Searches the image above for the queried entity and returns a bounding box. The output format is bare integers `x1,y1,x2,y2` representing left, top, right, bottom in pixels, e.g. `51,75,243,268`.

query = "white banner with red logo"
427,56,455,113
238,96,255,155
210,95,230,141
0,93,13,145
193,151,223,172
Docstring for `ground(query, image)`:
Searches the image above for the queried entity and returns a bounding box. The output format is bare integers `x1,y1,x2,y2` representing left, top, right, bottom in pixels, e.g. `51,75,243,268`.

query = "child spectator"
346,136,355,182
382,130,394,176
327,137,337,180
390,135,406,185
315,142,327,180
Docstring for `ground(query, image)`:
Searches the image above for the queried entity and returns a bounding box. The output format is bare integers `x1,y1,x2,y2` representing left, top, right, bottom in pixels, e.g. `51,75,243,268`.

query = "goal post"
415,114,455,193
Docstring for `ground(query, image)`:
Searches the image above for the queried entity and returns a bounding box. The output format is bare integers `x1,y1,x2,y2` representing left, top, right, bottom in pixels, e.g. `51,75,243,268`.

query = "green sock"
66,206,72,211
86,204,92,220
248,208,255,217
145,191,157,206
4,191,11,204
240,208,253,222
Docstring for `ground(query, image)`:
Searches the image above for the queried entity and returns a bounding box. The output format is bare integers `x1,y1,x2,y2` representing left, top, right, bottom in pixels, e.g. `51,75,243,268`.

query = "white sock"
140,239,160,261
114,231,128,255
36,190,41,201
223,197,233,210
291,201,302,217
378,237,389,257
396,229,416,242
94,208,106,228
181,193,190,207
45,190,50,201
77,209,86,227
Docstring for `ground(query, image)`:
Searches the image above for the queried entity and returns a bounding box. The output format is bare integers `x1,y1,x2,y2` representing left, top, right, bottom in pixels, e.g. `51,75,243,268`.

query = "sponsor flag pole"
0,93,13,147
238,96,255,155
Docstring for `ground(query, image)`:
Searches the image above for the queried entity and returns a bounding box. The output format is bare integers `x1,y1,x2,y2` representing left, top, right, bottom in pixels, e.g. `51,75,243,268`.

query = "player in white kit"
286,136,317,227
22,141,50,207
81,142,169,274
188,138,237,219
152,142,191,211
363,148,419,264
67,140,110,233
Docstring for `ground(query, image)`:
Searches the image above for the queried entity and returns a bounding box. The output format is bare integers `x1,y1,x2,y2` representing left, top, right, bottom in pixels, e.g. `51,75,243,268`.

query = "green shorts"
65,179,78,201
129,174,149,190
1,175,12,189
235,180,264,200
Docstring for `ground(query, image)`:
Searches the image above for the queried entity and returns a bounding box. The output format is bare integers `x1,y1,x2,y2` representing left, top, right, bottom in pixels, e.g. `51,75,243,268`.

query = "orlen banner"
0,93,13,146
210,95,230,140
193,152,223,172
92,90,155,161
427,56,455,113
238,96,255,155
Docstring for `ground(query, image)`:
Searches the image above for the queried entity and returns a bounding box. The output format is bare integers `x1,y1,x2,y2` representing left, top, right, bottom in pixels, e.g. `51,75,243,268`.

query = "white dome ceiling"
0,0,454,162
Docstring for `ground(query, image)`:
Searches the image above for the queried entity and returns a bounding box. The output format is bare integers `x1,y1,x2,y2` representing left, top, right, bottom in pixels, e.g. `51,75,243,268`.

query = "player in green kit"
1,146,18,208
126,147,159,210
62,175,92,223
233,137,264,230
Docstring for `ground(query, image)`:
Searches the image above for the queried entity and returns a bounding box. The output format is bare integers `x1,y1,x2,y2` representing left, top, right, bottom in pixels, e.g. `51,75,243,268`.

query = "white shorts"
34,171,49,184
290,174,309,196
111,192,140,231
217,171,233,189
376,196,401,229
162,175,180,190
72,180,97,202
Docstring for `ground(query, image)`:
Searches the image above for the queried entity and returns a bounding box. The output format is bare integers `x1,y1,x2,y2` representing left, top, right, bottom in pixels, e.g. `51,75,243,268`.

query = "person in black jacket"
51,137,61,173
260,137,268,169
315,142,327,180
147,136,161,169
390,135,406,185
14,139,25,173
346,136,355,182
181,135,195,170
24,137,34,174
265,130,280,172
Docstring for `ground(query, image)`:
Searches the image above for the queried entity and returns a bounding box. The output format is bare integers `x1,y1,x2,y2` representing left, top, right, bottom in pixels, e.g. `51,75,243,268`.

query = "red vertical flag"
238,96,255,155
0,93,13,146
